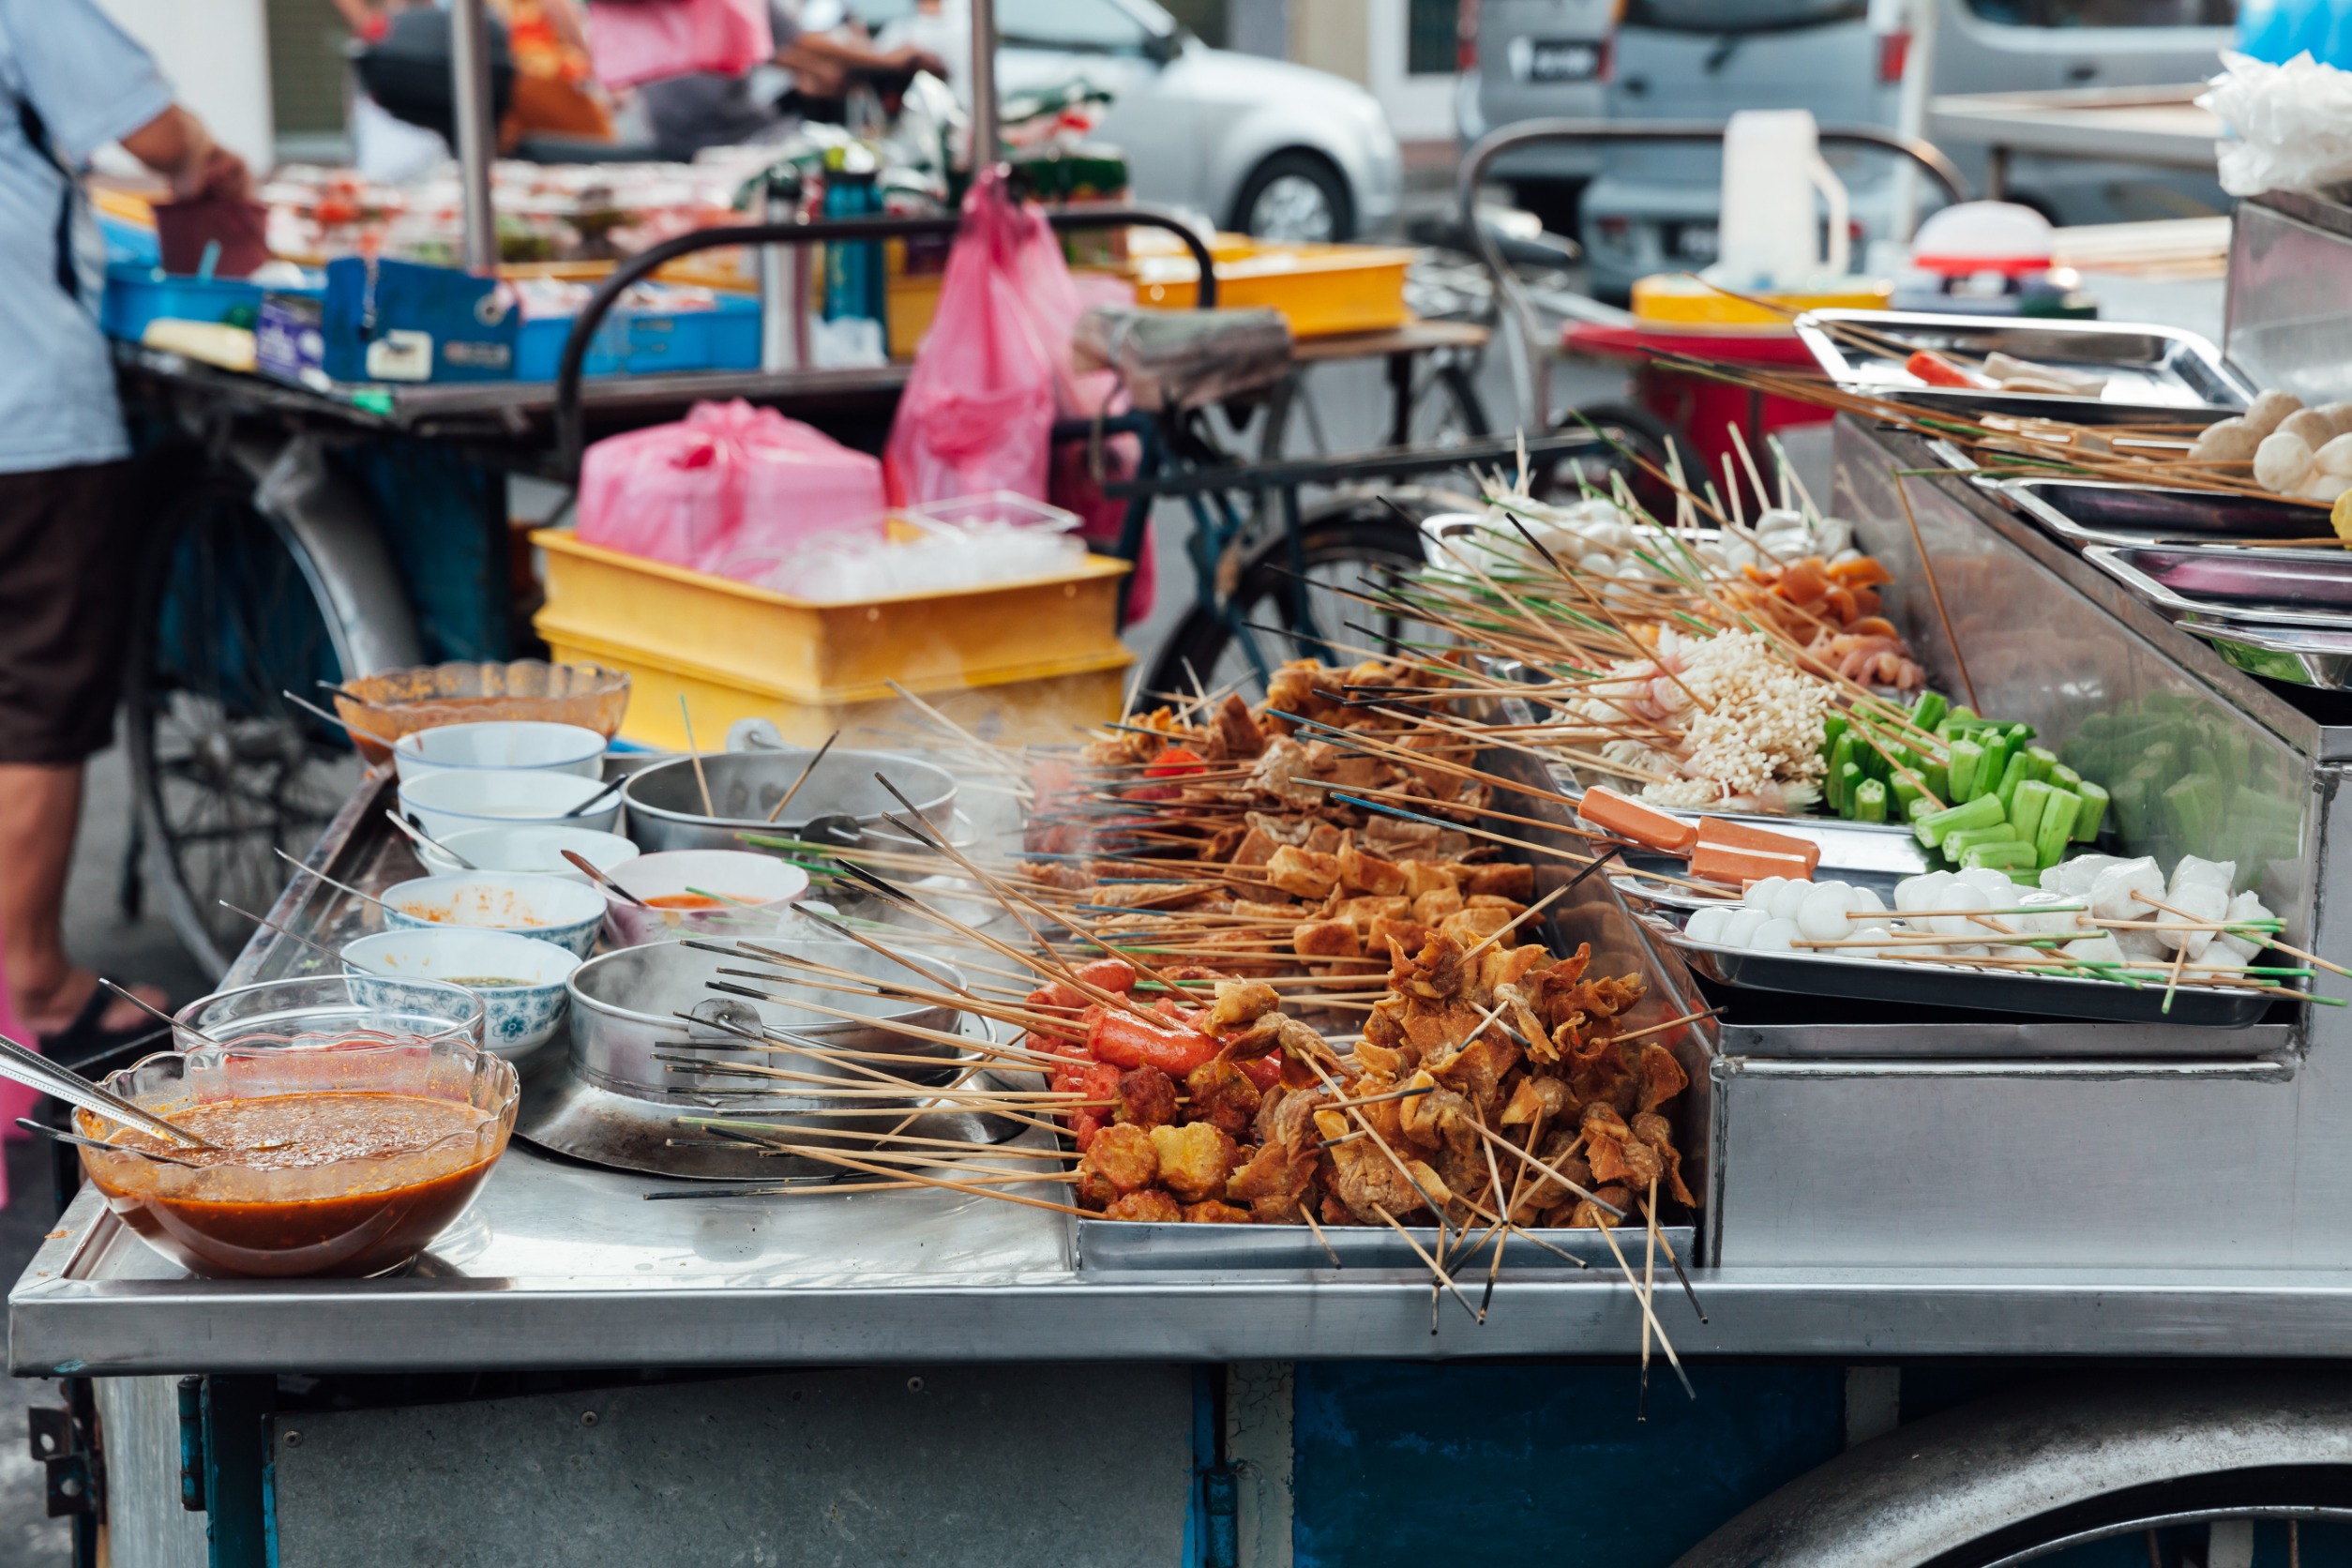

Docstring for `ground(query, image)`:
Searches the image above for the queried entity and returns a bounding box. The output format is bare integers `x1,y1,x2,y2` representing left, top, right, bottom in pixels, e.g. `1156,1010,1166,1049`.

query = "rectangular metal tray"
1998,476,2333,551
1073,1217,1695,1273
1796,309,2255,424
1721,1018,2299,1060
2103,544,2352,611
1672,935,2278,1028
2179,621,2352,690
2083,544,2352,634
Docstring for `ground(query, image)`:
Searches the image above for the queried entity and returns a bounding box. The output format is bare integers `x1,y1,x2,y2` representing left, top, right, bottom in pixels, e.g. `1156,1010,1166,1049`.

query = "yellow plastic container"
529,529,1135,747
1131,240,1416,338
1630,272,1893,328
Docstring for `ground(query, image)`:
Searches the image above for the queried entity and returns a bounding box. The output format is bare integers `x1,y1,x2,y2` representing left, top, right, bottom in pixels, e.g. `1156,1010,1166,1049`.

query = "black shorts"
0,460,137,764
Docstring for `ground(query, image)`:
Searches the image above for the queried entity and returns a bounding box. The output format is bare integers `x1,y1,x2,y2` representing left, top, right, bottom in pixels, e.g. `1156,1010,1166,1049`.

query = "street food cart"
31,44,2352,1568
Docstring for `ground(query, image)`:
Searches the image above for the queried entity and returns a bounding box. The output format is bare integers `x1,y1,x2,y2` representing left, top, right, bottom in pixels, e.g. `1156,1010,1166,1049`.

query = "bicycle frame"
1454,119,1971,431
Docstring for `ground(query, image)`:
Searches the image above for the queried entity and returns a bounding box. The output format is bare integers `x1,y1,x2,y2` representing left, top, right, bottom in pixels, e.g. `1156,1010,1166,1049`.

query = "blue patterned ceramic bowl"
344,928,580,1063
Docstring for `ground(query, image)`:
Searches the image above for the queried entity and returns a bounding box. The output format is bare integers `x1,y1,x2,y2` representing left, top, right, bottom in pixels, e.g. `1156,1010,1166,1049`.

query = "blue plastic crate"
100,263,315,342
514,291,760,381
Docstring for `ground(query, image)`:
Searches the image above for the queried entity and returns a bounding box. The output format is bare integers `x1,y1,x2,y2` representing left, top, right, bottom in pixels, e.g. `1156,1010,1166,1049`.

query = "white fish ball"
1848,886,1887,917
2315,432,2352,478
2245,388,2303,433
2049,854,2126,897
2255,430,2316,492
1956,867,2016,897
1751,917,1799,953
2155,881,2229,959
2088,857,2164,924
2300,473,2352,504
1771,879,1819,920
2216,891,2273,962
1848,924,1895,959
2188,415,2258,463
1929,882,1987,937
2014,889,2083,937
1721,908,1771,948
1578,550,1618,576
1797,883,1860,942
2065,933,2127,967
2168,854,2238,899
1742,876,1787,912
2117,927,2171,961
2279,408,2335,448
1685,905,1732,945
1894,872,1952,912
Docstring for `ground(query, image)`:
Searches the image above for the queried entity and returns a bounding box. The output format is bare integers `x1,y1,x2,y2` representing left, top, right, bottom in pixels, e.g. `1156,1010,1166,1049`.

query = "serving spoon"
16,1118,206,1168
0,1033,214,1148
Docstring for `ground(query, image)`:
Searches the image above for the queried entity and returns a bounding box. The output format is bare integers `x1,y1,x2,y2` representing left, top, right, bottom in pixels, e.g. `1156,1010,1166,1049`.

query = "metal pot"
620,749,957,853
515,936,987,1179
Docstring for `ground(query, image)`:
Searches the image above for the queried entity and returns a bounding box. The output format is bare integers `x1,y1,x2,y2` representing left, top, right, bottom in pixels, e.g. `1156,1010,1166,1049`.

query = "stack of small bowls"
372,720,625,1063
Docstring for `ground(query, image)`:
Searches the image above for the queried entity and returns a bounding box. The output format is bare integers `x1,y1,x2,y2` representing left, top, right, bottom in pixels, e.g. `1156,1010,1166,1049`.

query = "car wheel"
1233,151,1354,244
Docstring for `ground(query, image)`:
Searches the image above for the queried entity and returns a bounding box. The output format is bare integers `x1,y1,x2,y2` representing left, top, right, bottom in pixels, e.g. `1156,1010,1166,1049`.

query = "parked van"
1570,0,2234,297
1455,0,1624,232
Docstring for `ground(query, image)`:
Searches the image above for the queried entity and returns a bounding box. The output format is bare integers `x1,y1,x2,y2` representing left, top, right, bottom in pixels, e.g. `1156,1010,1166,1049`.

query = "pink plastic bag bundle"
578,400,885,575
886,171,1081,506
585,0,773,89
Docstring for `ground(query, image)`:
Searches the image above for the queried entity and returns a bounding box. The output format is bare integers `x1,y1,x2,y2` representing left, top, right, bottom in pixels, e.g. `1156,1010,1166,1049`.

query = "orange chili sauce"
84,1092,501,1278
643,893,728,911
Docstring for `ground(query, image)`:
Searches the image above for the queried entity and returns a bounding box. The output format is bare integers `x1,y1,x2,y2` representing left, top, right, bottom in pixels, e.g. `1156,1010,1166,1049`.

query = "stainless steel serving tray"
2178,622,2352,690
2082,544,2352,634
1073,1217,1694,1273
1998,477,2334,552
1796,309,2256,424
1671,935,2276,1028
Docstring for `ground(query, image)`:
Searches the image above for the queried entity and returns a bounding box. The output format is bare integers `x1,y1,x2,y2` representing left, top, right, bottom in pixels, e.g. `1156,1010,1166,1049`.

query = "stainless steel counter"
20,419,2352,1375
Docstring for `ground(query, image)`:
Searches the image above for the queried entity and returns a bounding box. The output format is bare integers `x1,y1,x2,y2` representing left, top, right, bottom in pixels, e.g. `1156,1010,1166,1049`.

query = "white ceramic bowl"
600,850,810,948
381,871,609,957
391,720,608,784
414,824,641,884
398,767,621,840
342,928,580,1062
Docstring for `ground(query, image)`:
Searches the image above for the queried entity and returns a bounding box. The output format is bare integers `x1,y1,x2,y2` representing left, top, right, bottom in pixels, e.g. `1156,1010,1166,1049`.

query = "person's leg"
0,762,88,1033
0,461,162,1038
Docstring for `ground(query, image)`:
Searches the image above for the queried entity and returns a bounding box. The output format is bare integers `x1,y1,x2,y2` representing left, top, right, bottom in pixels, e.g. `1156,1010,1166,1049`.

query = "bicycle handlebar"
1454,119,1972,429
550,205,1217,477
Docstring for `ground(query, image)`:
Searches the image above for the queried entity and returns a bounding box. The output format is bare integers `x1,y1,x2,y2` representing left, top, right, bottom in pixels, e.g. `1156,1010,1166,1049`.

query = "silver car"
856,0,1404,240
1569,0,2233,297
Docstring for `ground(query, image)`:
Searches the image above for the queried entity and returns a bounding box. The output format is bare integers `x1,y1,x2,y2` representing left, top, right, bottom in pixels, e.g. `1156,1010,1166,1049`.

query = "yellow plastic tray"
542,626,1131,749
531,527,1130,701
1630,272,1893,327
1130,240,1415,338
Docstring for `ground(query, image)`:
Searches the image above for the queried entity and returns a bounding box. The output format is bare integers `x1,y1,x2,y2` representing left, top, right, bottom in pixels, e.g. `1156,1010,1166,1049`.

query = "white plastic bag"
2200,51,2352,197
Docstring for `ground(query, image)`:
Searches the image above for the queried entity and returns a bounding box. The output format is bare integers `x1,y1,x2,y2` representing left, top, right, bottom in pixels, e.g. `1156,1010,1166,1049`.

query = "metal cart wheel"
121,447,397,975
1143,490,1443,701
1675,1375,2352,1568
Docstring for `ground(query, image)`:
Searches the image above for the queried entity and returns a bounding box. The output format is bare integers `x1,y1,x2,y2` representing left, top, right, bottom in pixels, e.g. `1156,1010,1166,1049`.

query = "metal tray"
2083,545,2352,634
1998,477,2333,551
2101,544,2352,611
1720,1018,2299,1061
2178,621,2352,690
1672,936,2277,1028
1073,1217,1695,1273
1795,309,2255,424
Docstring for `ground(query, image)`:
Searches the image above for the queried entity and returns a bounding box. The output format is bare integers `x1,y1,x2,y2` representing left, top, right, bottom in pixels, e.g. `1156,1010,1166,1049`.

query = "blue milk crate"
514,290,761,381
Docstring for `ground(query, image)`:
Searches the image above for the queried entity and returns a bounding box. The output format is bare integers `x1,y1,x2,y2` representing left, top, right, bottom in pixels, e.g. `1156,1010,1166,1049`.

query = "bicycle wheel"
1143,493,1439,703
123,471,365,976
1255,356,1494,465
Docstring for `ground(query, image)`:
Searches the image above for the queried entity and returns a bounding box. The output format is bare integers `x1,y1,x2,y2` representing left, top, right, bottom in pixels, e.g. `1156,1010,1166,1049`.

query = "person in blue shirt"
0,0,247,1054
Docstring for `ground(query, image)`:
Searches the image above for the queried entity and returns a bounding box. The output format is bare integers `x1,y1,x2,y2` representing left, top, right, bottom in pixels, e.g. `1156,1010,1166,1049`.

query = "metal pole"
968,0,998,172
450,0,499,274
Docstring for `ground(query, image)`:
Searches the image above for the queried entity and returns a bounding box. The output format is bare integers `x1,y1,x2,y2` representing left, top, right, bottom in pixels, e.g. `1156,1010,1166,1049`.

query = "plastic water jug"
1712,110,1851,289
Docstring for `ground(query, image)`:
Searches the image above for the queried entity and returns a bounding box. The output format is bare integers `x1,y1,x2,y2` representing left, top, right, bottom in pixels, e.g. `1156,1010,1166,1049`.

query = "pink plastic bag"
578,400,884,575
885,171,1076,506
584,0,773,89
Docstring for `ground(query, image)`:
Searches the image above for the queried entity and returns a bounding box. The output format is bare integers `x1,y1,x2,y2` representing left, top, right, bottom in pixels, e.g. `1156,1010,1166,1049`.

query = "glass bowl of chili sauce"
72,1036,519,1278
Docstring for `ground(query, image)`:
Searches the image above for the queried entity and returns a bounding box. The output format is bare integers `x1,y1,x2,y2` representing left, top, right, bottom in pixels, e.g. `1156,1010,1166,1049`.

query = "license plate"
1671,223,1719,264
1511,38,1603,83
